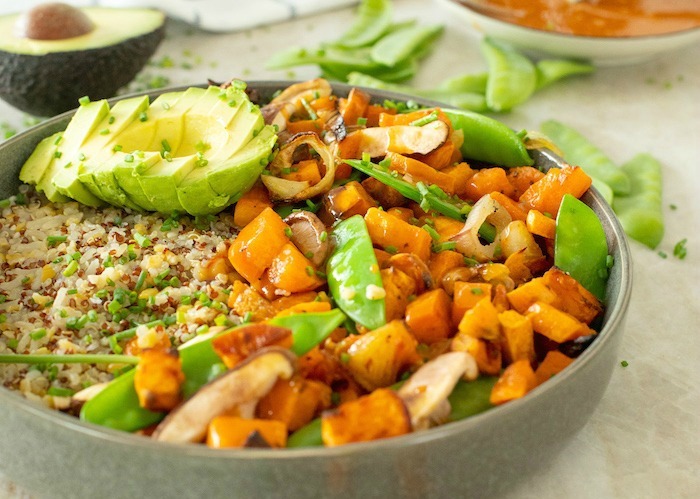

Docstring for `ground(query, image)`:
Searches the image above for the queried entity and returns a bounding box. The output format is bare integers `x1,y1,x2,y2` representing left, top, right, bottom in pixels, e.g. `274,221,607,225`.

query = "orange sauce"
461,0,700,37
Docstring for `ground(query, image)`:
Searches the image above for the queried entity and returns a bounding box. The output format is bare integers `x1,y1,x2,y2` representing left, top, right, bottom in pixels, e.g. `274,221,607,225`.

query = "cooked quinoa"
0,185,240,409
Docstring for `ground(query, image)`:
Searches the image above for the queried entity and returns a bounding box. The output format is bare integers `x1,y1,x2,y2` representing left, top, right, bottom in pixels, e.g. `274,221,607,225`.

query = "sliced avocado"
208,126,277,198
176,126,277,215
76,95,150,202
112,151,162,211
146,87,207,155
88,152,146,210
109,92,181,153
136,155,199,213
0,7,165,116
36,99,109,204
18,132,62,187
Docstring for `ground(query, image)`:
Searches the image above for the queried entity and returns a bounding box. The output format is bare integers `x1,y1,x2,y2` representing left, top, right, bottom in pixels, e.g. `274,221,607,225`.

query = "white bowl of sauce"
436,0,700,65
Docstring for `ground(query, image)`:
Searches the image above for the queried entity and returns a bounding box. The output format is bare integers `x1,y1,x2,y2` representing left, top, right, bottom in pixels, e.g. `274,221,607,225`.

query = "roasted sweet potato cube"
267,242,325,294
535,350,575,386
457,295,501,342
452,282,492,327
463,167,515,202
212,323,293,369
506,277,558,314
381,267,417,322
257,375,332,431
526,209,556,239
227,280,276,322
228,207,290,283
206,416,287,449
526,301,595,343
233,181,273,228
519,166,592,217
451,335,502,376
134,348,185,412
345,320,419,391
489,359,537,405
498,309,536,364
324,181,377,219
542,268,603,324
321,388,411,446
428,250,465,287
405,288,453,344
506,166,545,199
362,176,406,209
365,207,432,262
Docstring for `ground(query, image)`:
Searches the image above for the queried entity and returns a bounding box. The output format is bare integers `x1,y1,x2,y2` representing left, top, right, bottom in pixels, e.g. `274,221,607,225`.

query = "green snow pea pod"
555,194,609,301
370,24,444,67
333,0,392,49
287,417,324,448
81,328,226,431
443,108,533,166
266,46,383,73
438,72,489,94
540,120,630,195
81,312,347,432
481,37,536,112
448,376,497,421
535,59,595,91
612,153,664,249
269,309,347,356
327,215,386,331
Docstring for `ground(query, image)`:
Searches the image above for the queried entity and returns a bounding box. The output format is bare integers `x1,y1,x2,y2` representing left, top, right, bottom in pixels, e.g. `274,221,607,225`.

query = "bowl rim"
0,80,633,460
436,0,700,42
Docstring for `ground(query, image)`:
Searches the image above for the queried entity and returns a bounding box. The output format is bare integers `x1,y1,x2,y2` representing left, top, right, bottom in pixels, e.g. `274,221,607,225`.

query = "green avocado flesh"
19,84,278,216
0,8,165,116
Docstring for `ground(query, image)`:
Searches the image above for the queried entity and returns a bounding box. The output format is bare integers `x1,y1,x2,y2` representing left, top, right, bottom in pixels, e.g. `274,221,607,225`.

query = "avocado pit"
15,3,95,41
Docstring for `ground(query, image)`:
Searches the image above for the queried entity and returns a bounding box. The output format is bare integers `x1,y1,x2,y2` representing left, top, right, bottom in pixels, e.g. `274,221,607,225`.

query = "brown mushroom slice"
261,132,337,202
450,194,513,262
153,348,295,444
397,351,478,430
283,211,330,267
261,78,333,131
349,120,450,158
384,253,433,294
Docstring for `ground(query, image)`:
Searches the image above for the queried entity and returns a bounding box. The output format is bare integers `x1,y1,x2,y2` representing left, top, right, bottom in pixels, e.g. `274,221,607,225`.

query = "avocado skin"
0,26,165,117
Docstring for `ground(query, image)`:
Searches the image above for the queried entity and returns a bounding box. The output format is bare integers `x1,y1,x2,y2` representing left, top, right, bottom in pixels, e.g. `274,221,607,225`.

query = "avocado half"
0,7,165,116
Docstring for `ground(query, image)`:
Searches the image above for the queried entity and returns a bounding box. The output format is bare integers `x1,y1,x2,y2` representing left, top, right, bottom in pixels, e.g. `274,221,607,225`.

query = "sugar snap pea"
612,153,664,249
269,309,347,356
540,120,630,195
443,108,533,166
326,215,386,331
438,72,489,94
447,377,497,421
535,59,595,91
481,37,536,112
333,0,392,49
287,418,324,448
555,194,609,301
370,24,444,67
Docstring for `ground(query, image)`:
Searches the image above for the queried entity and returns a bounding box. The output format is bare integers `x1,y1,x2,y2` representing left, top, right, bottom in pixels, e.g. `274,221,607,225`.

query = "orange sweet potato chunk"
489,359,537,405
321,388,411,446
405,288,453,344
206,416,288,448
134,348,185,412
534,350,575,386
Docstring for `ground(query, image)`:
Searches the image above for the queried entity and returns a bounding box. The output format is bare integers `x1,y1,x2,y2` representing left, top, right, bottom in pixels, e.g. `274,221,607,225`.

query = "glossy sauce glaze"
459,0,700,37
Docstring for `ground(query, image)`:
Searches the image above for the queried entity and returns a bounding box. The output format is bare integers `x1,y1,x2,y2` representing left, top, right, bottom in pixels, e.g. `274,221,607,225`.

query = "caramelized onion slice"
261,132,337,202
450,194,512,262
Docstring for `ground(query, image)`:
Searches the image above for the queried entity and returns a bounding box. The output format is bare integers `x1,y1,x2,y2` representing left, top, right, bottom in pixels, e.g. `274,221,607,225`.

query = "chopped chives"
47,386,74,397
62,260,79,277
134,270,147,292
30,328,47,340
409,111,439,127
46,235,67,247
133,232,151,248
0,353,138,365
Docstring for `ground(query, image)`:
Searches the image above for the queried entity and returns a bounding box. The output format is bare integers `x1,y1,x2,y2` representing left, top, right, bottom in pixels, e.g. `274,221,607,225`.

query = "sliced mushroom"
450,194,513,262
152,347,296,444
283,211,330,267
261,132,337,202
383,253,433,294
348,120,449,158
397,351,478,430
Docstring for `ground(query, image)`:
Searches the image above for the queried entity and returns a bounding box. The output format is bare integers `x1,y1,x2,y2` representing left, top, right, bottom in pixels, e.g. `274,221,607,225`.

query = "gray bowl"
0,82,632,499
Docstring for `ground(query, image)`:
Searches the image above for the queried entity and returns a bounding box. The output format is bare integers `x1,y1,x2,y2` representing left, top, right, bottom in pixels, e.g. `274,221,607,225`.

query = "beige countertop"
1,1,699,497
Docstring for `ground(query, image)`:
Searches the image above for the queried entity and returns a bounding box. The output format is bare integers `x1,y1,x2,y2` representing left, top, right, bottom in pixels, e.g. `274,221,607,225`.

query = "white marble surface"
1,0,699,497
